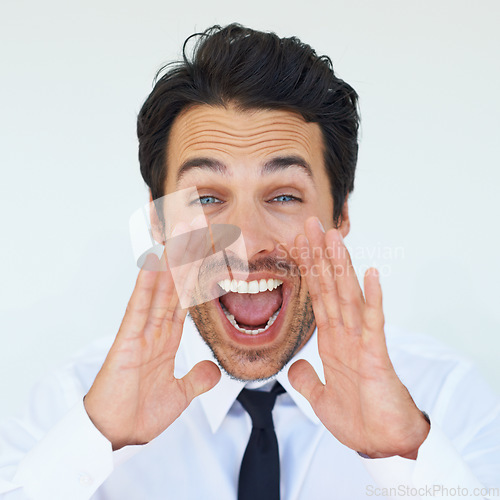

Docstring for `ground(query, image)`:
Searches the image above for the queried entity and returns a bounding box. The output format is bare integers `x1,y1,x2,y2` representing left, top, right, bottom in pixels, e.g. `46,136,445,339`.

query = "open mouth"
220,302,281,335
215,277,289,342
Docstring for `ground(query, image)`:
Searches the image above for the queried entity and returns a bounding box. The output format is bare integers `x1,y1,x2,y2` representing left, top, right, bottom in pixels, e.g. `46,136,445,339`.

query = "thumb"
182,360,221,402
288,359,323,406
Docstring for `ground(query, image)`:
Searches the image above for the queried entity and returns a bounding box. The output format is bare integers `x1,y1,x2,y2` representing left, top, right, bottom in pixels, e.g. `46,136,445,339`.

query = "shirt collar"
180,315,324,433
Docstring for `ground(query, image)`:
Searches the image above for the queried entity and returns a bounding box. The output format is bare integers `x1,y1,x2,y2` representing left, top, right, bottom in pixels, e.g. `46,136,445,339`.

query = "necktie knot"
237,389,279,428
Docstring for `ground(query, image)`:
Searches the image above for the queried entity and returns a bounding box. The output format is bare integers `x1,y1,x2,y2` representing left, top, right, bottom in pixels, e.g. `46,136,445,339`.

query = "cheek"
265,206,323,254
271,219,304,248
274,203,327,239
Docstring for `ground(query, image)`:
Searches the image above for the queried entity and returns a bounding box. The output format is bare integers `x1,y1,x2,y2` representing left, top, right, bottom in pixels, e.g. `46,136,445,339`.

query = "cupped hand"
84,247,220,450
288,217,429,459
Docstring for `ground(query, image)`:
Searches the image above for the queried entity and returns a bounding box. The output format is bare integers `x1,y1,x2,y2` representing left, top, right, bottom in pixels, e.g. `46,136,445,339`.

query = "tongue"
220,289,282,327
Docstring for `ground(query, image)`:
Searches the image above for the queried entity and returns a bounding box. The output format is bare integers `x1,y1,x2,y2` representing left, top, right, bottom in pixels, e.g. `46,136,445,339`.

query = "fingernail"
142,252,160,271
316,217,325,232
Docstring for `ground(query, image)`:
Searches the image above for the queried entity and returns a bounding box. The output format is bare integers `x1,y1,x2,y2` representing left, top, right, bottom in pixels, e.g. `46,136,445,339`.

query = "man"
1,24,499,500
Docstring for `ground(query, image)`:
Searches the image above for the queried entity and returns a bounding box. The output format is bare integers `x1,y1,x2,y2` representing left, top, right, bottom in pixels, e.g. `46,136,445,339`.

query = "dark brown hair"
137,23,359,225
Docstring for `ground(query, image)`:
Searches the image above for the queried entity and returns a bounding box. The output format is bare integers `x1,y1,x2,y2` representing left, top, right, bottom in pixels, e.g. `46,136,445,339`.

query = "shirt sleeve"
0,346,119,500
358,361,500,500
3,400,113,500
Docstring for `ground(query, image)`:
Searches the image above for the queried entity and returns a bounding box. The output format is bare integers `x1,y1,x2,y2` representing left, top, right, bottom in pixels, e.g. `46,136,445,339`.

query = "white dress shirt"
1,318,499,500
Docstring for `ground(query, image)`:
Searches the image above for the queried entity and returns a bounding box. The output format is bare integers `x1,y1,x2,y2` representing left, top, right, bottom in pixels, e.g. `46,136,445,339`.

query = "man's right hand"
84,252,221,450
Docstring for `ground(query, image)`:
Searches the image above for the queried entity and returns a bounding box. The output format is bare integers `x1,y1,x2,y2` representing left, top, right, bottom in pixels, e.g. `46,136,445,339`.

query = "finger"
159,230,204,354
159,292,189,357
362,268,389,360
176,247,206,309
143,251,185,348
118,253,163,340
145,252,176,329
303,217,344,333
363,268,385,334
167,220,207,308
180,231,207,307
181,360,221,402
288,359,324,407
324,228,364,335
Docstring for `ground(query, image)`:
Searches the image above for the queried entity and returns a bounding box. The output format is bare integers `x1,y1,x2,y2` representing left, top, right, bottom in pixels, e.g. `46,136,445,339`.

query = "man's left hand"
288,217,430,460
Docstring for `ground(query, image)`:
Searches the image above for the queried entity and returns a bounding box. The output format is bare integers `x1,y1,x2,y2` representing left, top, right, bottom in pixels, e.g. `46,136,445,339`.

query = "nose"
225,202,276,262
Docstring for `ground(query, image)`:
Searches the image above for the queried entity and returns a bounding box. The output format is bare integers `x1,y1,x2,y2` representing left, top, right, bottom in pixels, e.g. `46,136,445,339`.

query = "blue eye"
198,196,221,205
273,194,301,203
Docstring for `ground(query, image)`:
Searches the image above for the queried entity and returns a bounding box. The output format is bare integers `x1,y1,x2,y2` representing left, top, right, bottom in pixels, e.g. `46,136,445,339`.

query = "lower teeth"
220,303,281,335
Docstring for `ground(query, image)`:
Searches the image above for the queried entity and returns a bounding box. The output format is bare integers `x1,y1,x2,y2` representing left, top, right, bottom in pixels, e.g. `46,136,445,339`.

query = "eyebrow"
176,157,227,185
262,156,313,178
176,155,313,185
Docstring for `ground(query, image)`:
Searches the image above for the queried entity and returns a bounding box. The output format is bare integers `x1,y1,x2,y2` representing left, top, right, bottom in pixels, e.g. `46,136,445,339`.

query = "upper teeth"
217,278,283,294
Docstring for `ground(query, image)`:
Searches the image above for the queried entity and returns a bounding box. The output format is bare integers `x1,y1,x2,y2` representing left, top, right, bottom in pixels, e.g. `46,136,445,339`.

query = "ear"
149,191,165,244
337,199,350,238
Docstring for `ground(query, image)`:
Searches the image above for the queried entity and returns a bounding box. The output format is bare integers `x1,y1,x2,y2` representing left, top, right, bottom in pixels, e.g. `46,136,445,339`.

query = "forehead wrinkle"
179,124,312,141
175,112,319,140
179,107,309,129
177,132,316,160
183,137,311,151
168,105,327,190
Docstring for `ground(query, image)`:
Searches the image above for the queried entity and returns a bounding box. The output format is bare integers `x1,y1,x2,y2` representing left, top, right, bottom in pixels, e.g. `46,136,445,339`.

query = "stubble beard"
188,279,315,382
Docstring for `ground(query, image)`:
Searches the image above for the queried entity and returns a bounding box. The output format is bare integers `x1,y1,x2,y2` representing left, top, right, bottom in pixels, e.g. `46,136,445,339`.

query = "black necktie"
237,382,285,500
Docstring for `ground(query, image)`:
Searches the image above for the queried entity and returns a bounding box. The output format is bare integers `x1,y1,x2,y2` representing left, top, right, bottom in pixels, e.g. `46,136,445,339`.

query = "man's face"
165,104,348,380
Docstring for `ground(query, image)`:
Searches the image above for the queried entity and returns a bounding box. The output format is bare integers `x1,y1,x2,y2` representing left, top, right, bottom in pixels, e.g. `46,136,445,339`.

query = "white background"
1,0,499,419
